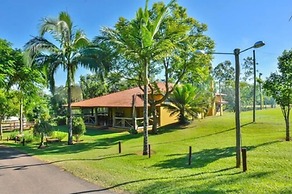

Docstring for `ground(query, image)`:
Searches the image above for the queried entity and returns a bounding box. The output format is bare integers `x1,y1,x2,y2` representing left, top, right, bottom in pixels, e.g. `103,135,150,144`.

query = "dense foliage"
0,39,16,87
264,49,292,141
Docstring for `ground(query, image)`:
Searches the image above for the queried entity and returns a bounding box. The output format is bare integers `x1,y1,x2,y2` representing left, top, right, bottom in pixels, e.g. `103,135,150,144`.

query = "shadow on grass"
152,121,257,147
71,169,273,194
153,140,279,169
135,171,273,194
0,152,134,170
14,126,143,156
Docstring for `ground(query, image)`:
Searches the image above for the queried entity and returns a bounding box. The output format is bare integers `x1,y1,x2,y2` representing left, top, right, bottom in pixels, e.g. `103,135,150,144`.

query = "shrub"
72,117,86,142
23,132,34,143
9,131,18,140
55,116,67,126
33,120,53,148
51,131,67,141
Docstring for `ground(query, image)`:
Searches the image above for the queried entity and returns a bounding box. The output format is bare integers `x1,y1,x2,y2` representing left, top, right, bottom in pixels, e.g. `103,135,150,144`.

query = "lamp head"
253,41,265,48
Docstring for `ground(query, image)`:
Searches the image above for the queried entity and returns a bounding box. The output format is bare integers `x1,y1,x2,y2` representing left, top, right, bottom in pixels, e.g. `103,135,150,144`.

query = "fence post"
148,144,151,158
242,148,247,172
22,138,25,146
118,141,121,153
188,146,192,165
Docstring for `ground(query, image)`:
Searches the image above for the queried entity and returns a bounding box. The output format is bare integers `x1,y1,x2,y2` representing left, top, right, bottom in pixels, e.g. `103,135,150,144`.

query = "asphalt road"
0,145,116,194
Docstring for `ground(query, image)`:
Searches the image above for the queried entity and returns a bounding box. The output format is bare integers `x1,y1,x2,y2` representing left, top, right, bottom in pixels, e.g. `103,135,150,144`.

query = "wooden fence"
1,121,35,131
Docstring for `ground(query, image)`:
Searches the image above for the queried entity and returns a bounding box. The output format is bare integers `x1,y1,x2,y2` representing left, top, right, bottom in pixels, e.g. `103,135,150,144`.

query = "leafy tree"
0,39,16,87
6,48,46,134
146,2,214,133
164,84,210,124
50,85,68,117
240,81,253,110
213,60,235,111
24,12,102,145
242,57,254,81
71,84,83,102
80,72,136,99
80,74,108,99
264,49,292,141
25,92,50,122
100,0,214,137
0,90,19,139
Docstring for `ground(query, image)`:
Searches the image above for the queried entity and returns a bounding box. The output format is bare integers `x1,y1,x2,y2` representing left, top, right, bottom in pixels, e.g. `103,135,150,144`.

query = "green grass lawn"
2,108,292,193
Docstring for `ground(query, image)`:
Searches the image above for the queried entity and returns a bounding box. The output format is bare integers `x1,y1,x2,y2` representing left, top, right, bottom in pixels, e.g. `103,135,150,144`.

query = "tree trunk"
38,132,44,149
132,95,137,131
219,81,222,116
0,119,3,140
151,105,158,134
19,97,23,134
285,109,290,141
67,68,73,145
143,61,149,155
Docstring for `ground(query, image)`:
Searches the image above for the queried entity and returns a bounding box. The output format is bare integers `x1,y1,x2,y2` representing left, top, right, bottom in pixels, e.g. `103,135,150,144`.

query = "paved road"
0,145,115,194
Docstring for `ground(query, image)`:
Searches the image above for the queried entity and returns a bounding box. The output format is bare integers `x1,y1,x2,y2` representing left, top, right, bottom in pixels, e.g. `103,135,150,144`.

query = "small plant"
72,117,86,142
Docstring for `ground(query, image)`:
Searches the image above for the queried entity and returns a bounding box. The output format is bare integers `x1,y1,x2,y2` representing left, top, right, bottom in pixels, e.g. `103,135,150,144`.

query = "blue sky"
1,0,292,86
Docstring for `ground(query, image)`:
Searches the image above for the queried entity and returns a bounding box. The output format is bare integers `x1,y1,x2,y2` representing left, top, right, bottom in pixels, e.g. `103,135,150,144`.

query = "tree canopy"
264,49,292,141
0,39,17,88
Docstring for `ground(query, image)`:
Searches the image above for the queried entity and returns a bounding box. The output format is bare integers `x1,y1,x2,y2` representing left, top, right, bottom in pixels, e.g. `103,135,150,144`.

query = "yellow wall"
159,106,178,127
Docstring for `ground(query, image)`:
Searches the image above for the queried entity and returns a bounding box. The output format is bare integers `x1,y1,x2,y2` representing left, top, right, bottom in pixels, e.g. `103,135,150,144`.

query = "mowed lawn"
3,108,292,193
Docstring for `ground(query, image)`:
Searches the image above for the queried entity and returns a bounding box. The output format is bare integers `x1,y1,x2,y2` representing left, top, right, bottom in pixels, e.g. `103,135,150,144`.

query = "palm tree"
98,0,173,154
164,84,211,124
24,12,99,145
99,0,175,155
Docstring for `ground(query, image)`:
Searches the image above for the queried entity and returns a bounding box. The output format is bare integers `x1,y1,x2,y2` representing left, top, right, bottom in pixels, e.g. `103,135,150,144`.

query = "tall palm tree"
24,12,99,145
99,0,175,155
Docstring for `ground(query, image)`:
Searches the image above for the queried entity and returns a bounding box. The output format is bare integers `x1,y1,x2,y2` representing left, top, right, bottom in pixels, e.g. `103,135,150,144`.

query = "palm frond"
24,36,59,59
73,30,90,49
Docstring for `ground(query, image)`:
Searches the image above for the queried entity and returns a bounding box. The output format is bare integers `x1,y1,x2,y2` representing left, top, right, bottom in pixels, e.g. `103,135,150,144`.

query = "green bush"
23,132,35,143
55,116,67,126
9,131,18,140
72,117,86,142
51,131,67,141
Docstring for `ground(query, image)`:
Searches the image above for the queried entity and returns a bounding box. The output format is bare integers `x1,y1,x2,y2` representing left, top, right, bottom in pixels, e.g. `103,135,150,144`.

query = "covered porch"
76,106,153,130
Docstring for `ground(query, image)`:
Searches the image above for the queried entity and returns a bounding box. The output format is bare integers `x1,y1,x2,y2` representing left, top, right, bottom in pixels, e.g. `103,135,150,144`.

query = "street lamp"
198,40,265,168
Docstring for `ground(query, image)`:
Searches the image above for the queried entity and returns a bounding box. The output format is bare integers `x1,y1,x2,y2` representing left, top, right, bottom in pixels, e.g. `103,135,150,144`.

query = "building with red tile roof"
71,83,177,130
